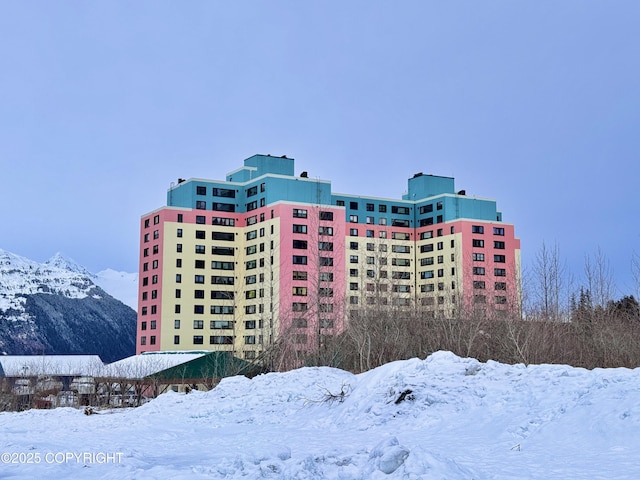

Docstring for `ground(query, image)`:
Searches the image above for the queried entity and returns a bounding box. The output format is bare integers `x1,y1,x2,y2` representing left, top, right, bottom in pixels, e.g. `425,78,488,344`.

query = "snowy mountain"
92,268,138,311
1,351,639,479
0,249,137,362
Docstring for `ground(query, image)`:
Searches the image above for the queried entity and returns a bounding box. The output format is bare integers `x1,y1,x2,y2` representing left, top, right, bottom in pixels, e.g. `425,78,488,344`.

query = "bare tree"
528,242,570,322
584,247,616,309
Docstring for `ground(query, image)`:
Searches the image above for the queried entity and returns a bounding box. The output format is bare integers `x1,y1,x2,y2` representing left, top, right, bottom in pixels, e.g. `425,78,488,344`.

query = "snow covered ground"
1,352,639,479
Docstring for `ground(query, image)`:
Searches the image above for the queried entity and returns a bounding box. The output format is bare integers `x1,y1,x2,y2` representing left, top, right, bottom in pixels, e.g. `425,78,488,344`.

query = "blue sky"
1,2,638,296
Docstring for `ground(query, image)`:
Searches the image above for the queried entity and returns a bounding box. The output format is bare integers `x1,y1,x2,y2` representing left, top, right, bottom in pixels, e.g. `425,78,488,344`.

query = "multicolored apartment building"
137,154,521,359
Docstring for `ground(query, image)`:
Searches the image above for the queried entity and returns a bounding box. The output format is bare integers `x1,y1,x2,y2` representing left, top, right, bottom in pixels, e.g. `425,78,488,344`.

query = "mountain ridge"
0,248,138,362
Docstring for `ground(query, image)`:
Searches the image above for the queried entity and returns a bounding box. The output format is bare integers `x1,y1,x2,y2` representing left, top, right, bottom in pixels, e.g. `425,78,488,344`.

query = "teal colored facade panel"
167,180,197,208
451,196,499,222
226,167,254,183
244,154,295,177
226,154,295,182
262,177,332,206
404,174,455,201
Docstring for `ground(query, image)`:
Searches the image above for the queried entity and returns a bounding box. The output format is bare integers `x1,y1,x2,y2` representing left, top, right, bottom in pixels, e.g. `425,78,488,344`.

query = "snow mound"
1,352,639,479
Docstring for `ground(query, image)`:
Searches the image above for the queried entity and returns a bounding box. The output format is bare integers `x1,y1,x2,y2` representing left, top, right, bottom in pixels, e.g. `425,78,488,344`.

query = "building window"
212,232,235,242
194,275,205,283
293,271,308,281
213,202,235,212
493,227,505,236
392,219,410,227
196,215,206,224
210,335,233,344
336,200,345,206
193,336,204,345
494,241,506,249
292,255,308,265
293,287,308,296
293,240,308,249
293,224,307,234
350,201,358,210
472,253,485,261
319,242,334,251
436,201,443,210
320,257,333,266
349,215,358,223
472,239,485,248
494,255,506,263
194,320,204,329
212,187,235,198
473,267,486,275
472,225,484,234
319,211,334,221
349,255,358,263
391,206,410,215
293,209,308,218
474,281,486,289
211,320,234,329
292,302,308,312
495,268,507,277
150,336,156,345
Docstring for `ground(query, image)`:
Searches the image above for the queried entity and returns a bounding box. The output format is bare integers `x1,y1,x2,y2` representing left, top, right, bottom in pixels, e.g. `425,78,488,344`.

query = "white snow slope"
1,351,639,479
